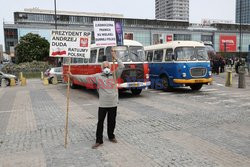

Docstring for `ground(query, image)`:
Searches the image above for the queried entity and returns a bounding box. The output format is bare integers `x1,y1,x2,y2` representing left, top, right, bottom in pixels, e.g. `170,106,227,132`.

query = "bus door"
164,48,175,78
152,49,164,79
146,51,154,78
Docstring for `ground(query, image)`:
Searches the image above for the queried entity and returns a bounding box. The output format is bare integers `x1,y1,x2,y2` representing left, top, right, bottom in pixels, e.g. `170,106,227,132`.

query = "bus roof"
91,39,143,48
144,41,205,51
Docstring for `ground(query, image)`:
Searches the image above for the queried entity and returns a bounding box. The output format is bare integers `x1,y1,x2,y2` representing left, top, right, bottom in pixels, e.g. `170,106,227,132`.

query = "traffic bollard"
225,70,232,87
52,76,58,85
19,72,23,81
21,77,27,86
238,66,246,89
43,78,49,85
1,79,6,88
10,78,16,86
41,72,44,80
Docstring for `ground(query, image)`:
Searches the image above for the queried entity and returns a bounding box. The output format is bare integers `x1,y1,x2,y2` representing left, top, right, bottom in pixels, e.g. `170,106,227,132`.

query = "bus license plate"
129,83,138,87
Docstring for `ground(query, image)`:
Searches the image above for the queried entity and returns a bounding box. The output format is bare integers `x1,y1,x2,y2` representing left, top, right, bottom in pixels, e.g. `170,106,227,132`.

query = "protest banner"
50,30,91,58
93,21,117,46
49,30,91,148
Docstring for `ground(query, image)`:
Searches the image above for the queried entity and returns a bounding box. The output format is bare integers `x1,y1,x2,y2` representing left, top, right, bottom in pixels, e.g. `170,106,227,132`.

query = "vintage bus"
144,41,212,91
63,40,150,95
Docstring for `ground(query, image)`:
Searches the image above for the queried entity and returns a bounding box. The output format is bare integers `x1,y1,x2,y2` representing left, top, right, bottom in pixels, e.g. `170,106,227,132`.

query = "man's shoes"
92,143,103,149
109,138,118,143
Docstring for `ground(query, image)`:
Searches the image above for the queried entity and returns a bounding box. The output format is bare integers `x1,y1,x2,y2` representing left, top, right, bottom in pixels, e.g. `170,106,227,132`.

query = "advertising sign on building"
219,35,237,52
166,35,173,42
93,21,117,46
50,30,91,58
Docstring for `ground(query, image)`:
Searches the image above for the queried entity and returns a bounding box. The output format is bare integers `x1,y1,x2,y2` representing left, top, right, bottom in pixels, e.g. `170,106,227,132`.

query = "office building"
155,0,189,21
236,0,250,24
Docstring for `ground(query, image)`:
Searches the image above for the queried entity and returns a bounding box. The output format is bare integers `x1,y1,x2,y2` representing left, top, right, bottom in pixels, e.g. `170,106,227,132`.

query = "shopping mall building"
4,8,250,57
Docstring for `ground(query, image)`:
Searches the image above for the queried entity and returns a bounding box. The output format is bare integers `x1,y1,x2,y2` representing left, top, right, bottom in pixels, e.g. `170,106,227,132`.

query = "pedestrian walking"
214,59,220,75
69,47,124,149
219,58,225,73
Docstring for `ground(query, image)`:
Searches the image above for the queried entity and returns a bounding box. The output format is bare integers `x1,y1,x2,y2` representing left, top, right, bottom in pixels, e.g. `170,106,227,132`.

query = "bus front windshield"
106,46,145,62
175,47,209,61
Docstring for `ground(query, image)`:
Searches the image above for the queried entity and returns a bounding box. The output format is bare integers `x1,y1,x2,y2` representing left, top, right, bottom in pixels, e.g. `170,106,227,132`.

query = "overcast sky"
0,0,235,50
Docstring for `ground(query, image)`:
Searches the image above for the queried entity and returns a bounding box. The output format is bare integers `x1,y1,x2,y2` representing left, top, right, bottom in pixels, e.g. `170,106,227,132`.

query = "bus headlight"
209,71,212,76
182,73,187,78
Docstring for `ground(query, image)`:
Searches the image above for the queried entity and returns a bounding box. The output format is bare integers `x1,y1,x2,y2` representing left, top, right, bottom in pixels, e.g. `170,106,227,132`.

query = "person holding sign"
69,47,124,149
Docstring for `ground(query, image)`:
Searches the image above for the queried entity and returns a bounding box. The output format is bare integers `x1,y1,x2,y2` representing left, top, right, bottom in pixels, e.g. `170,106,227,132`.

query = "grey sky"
0,0,235,50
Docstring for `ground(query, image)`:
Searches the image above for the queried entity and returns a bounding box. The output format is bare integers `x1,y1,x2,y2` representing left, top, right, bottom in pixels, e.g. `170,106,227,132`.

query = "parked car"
0,71,18,86
44,67,63,83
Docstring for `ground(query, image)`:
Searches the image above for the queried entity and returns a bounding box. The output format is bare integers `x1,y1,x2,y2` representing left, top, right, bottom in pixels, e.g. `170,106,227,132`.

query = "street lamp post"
238,0,246,88
54,0,57,30
239,0,242,58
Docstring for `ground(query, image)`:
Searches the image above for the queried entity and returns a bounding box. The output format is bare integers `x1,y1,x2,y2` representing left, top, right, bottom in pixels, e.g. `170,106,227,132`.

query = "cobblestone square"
0,73,249,167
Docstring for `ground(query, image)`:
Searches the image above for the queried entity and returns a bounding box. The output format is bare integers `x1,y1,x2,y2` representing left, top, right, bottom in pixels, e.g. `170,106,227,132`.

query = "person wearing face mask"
69,47,124,149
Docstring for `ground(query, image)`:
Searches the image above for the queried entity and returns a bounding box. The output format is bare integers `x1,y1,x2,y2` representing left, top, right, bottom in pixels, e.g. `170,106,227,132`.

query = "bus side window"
153,50,163,62
105,47,113,62
98,48,105,62
72,58,84,64
146,51,153,62
90,50,97,63
165,49,174,61
84,58,89,63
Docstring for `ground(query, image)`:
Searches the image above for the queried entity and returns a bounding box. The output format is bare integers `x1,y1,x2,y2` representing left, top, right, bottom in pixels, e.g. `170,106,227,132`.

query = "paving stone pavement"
0,78,249,167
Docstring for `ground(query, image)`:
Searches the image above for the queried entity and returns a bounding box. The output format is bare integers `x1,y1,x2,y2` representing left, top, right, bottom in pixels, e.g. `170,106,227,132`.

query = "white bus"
63,40,150,95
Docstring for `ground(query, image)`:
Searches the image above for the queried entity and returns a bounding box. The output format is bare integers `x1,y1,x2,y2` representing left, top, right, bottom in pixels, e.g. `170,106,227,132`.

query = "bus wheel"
190,84,203,91
161,76,172,91
131,88,142,95
70,81,76,89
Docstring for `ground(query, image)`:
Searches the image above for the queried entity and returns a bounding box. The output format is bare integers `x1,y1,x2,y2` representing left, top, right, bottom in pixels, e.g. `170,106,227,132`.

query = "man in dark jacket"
69,48,124,149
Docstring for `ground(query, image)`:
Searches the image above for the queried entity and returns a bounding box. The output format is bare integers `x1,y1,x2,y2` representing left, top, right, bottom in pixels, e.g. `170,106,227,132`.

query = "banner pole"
112,56,117,90
64,57,71,148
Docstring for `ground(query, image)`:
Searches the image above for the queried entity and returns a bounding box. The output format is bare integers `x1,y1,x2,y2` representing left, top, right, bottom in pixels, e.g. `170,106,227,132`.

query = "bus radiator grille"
121,65,144,82
190,68,207,77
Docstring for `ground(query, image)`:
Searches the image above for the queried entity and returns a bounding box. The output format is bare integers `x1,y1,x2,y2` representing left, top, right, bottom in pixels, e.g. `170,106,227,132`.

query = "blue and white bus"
144,41,212,91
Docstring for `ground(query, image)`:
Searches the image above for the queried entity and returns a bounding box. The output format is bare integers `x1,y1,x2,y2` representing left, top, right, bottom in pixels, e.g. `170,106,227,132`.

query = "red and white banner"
219,35,237,52
50,30,91,58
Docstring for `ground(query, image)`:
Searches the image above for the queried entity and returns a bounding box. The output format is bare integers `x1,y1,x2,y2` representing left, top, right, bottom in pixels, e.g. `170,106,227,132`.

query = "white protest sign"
50,30,91,58
93,21,117,46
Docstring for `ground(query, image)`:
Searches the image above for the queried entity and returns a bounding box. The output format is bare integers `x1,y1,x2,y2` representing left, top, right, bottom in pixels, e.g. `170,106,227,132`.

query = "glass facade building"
236,0,250,24
3,8,250,57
